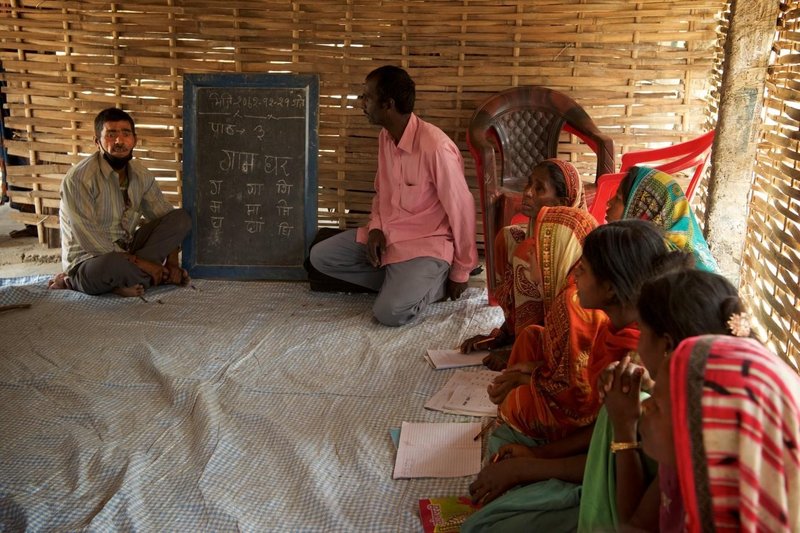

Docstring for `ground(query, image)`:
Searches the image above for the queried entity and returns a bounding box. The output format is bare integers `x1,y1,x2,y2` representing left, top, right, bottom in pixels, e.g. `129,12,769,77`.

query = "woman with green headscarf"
605,166,718,272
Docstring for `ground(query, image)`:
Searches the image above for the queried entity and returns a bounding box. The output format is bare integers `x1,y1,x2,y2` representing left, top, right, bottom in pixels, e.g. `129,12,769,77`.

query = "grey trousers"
71,209,192,295
309,229,450,327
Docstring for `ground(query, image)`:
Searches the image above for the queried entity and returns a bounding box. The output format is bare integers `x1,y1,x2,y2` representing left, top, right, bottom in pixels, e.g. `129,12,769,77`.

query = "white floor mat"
0,278,502,531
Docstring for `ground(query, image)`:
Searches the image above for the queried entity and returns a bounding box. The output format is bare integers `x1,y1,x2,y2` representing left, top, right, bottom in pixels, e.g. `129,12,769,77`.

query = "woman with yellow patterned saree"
491,205,605,440
461,159,588,361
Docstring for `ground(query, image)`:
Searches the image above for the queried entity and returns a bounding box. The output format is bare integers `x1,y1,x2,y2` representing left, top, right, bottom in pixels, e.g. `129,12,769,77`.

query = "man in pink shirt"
310,65,478,326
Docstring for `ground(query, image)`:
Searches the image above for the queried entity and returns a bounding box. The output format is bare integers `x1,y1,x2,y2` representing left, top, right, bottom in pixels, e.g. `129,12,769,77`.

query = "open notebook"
393,422,482,479
424,369,499,417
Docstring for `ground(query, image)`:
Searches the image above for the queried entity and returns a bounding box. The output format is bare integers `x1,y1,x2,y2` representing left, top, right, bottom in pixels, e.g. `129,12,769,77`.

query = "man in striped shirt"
50,107,191,297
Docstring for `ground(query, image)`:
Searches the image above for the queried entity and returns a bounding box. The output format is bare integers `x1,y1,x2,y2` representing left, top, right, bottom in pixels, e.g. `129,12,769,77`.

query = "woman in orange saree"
465,220,687,532
490,220,681,442
490,205,605,440
461,159,587,357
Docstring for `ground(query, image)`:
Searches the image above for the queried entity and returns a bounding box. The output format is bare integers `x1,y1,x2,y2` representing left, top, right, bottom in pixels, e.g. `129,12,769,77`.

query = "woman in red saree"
641,334,800,532
584,269,754,532
461,159,587,356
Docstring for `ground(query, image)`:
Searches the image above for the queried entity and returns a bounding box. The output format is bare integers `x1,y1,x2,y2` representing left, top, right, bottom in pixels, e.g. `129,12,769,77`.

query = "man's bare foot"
113,284,145,297
47,272,73,290
164,264,191,286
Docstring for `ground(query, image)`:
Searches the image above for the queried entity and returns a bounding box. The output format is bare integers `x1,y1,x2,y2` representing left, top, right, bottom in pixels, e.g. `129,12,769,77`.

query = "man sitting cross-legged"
49,107,191,297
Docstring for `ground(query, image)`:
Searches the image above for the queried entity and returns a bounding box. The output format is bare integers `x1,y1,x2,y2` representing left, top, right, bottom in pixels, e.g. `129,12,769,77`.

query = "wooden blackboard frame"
181,73,319,280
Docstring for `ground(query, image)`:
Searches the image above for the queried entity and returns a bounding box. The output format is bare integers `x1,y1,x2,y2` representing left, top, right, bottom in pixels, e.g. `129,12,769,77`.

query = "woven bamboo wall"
740,0,800,372
0,0,726,247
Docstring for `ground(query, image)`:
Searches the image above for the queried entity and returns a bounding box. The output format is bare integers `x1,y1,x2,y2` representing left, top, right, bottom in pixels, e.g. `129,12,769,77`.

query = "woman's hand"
461,326,512,354
494,443,546,461
460,334,496,354
604,356,648,438
482,347,512,371
507,361,540,374
469,458,526,505
487,370,530,404
597,360,620,402
598,357,654,401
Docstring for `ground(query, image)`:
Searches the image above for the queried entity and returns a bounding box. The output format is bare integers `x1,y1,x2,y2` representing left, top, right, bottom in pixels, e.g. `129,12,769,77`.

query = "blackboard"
181,73,318,279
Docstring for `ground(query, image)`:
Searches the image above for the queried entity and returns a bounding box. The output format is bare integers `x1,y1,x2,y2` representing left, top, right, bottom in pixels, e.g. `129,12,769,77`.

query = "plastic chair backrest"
467,86,615,305
619,130,715,202
468,87,615,193
588,130,716,223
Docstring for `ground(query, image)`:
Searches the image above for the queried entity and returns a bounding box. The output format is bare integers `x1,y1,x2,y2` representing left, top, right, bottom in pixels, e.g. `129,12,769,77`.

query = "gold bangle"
610,441,641,453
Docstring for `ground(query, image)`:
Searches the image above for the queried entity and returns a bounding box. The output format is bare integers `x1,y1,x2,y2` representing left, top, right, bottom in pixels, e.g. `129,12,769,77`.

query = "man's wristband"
610,441,641,453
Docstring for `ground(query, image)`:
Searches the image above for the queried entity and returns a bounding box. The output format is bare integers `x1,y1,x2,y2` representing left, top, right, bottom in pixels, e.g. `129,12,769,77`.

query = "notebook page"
393,421,482,479
424,349,488,369
443,384,496,416
424,369,499,417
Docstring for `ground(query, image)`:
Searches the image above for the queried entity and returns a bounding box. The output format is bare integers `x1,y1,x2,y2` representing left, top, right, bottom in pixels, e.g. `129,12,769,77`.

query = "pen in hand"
473,420,496,441
473,337,494,349
491,450,512,463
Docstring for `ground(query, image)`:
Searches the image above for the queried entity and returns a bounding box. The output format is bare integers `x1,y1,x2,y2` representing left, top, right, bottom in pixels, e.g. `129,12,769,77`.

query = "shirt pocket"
399,176,432,212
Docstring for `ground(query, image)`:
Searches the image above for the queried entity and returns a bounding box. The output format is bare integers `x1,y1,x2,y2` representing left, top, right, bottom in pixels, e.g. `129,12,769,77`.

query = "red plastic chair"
589,130,715,223
467,86,615,304
588,171,627,224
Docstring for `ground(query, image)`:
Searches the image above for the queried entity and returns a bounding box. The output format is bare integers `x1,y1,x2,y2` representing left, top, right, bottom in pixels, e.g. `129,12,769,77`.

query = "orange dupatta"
502,317,639,441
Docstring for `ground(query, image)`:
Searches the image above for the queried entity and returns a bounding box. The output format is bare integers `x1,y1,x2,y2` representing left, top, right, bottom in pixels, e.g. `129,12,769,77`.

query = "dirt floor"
0,203,61,279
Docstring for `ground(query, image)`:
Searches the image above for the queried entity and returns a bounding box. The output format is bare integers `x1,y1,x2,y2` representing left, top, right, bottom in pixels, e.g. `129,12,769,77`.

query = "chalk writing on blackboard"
182,74,318,280
194,87,306,266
